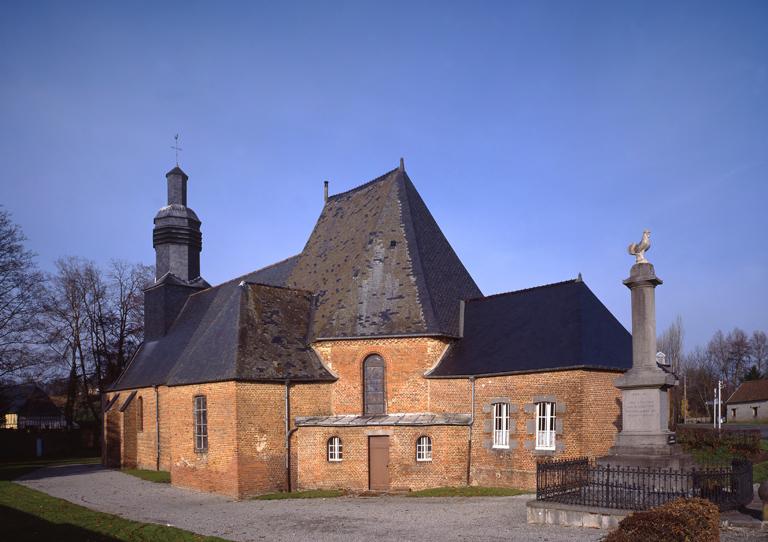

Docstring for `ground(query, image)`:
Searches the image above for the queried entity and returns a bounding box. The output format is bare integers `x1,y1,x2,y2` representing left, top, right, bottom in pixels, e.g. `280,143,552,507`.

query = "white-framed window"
327,436,343,462
416,435,432,461
193,395,208,452
492,402,510,449
535,401,556,451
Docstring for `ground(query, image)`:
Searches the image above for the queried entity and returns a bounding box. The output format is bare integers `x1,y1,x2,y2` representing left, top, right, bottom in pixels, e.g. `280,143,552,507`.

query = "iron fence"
536,457,753,511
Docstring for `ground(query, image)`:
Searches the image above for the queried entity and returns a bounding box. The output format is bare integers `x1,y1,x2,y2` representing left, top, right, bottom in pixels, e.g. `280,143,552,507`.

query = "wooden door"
368,435,390,490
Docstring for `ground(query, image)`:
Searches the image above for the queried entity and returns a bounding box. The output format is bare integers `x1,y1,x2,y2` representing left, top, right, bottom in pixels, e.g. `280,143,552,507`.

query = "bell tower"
144,166,209,341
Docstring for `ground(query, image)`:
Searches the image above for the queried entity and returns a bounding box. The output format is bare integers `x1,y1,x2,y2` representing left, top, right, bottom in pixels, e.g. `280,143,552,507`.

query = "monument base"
599,437,695,470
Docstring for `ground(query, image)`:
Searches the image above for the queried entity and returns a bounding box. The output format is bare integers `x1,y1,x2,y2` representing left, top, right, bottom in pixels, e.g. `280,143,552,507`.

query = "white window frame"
416,435,432,462
492,402,510,449
327,436,343,462
535,401,556,451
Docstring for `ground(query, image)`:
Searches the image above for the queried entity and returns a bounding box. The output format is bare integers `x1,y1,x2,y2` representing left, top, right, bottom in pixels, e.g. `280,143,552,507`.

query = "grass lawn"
122,468,171,483
252,489,345,500
407,486,529,497
0,457,228,542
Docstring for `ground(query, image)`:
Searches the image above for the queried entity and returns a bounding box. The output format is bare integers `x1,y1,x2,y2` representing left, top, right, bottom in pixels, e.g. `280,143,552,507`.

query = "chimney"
323,180,329,203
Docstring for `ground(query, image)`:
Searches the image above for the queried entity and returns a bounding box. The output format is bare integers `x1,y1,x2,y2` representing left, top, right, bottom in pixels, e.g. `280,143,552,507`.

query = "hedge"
677,427,760,455
602,497,719,542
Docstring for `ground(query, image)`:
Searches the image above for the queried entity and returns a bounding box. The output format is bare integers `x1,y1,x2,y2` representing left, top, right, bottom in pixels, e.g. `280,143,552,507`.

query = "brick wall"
164,382,240,497
312,337,450,415
296,425,468,492
101,346,623,496
469,370,622,489
235,382,286,496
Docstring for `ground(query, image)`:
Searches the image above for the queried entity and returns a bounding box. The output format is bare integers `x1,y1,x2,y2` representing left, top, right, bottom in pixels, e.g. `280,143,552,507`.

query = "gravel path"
15,464,763,542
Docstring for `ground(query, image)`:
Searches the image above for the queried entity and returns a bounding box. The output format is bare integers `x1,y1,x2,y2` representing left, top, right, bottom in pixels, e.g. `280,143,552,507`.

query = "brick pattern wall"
312,337,450,415
165,382,240,497
235,382,286,496
470,370,622,489
296,425,468,491
101,341,623,496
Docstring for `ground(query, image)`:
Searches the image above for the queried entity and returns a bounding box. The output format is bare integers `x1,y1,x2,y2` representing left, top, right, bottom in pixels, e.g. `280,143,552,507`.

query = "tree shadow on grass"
0,504,121,542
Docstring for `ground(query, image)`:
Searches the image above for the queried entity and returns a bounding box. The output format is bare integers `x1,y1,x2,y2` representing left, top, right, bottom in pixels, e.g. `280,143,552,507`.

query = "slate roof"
727,380,768,404
112,165,630,390
111,280,334,390
295,413,471,427
428,279,632,377
284,167,481,339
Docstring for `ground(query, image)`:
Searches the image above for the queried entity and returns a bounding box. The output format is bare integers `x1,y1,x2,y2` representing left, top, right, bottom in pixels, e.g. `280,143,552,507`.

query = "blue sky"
1,1,766,350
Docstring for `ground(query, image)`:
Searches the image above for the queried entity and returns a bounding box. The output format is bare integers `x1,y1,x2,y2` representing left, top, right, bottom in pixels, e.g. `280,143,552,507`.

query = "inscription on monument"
623,388,662,433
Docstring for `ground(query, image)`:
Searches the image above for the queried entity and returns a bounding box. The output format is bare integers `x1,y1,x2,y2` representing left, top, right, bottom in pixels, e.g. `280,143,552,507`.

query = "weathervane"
171,134,182,166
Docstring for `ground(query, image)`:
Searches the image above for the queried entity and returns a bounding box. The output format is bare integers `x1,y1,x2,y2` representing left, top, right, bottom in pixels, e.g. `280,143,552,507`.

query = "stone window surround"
481,395,566,454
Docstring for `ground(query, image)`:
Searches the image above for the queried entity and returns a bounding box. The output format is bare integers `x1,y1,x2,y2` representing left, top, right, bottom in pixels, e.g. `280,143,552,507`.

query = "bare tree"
728,328,751,384
41,258,152,425
751,330,768,375
707,330,733,392
684,346,716,418
42,257,94,425
0,209,44,381
658,316,684,422
107,260,152,384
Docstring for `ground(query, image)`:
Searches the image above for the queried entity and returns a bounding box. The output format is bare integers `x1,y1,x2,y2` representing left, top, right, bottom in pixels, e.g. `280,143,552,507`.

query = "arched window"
363,354,386,415
137,396,144,432
416,435,432,462
327,436,343,462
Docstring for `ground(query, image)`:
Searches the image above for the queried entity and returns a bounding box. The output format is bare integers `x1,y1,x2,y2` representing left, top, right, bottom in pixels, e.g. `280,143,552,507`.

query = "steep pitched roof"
727,380,768,404
428,279,632,377
111,279,334,391
285,167,481,338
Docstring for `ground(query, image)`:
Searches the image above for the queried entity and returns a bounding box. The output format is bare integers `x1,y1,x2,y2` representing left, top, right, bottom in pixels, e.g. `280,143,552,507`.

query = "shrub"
677,427,760,457
602,497,719,542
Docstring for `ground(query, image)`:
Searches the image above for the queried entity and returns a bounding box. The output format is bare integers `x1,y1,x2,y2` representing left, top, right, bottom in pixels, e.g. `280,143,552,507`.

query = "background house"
0,383,66,430
726,380,768,422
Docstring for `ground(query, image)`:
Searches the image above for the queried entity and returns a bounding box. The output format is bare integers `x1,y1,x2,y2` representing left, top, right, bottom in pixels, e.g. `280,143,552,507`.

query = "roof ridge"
326,167,399,201
468,278,580,302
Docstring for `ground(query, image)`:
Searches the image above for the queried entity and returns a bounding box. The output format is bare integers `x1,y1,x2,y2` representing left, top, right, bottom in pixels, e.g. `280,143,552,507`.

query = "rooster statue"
628,230,651,264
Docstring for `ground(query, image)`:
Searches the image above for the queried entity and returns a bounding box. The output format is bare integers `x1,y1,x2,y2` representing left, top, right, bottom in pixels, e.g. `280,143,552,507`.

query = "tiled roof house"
103,161,631,497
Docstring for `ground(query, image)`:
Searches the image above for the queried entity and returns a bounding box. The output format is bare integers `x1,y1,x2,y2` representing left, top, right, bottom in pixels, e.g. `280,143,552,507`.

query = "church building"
103,161,631,498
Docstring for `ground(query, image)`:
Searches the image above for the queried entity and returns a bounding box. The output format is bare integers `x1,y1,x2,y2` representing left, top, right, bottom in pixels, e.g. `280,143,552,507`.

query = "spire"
166,166,189,206
153,166,203,283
